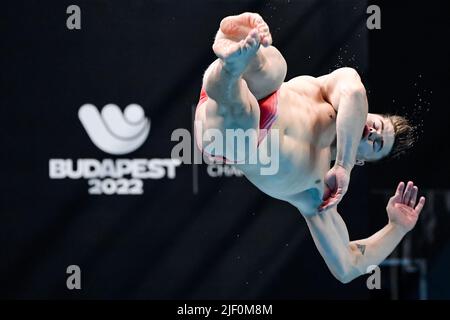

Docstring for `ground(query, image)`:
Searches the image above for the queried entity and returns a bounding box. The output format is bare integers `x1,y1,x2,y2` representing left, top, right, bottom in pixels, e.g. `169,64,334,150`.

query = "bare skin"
195,13,426,282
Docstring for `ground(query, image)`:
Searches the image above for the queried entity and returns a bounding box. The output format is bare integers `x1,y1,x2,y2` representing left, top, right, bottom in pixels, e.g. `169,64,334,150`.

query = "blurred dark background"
1,0,449,299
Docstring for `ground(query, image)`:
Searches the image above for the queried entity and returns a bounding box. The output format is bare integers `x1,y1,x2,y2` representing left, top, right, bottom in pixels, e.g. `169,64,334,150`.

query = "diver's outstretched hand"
387,181,426,234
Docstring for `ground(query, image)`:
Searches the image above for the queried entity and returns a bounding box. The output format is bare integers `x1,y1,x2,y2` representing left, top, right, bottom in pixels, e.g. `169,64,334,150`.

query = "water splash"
328,42,364,75
394,73,433,148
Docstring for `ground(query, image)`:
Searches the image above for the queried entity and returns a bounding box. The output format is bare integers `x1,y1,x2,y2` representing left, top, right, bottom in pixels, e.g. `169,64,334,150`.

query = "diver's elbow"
334,268,360,284
334,270,357,284
333,259,363,284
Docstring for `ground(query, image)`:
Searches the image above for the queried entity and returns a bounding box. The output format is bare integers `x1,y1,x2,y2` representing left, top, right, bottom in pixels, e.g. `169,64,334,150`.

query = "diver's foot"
219,12,272,47
213,28,261,76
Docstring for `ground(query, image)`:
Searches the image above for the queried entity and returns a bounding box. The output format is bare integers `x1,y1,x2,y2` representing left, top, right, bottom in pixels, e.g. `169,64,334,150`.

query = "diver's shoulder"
286,187,324,217
285,74,322,85
280,75,324,98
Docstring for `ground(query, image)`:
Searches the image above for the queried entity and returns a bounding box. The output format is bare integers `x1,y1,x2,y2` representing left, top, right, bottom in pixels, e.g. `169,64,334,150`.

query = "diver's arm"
300,181,426,283
322,67,368,170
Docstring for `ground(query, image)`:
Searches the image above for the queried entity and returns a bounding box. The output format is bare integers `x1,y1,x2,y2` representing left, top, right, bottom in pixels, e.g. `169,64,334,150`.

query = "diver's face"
357,113,395,162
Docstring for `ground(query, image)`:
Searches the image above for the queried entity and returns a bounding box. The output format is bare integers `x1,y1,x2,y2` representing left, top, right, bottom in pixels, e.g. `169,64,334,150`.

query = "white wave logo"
78,104,150,155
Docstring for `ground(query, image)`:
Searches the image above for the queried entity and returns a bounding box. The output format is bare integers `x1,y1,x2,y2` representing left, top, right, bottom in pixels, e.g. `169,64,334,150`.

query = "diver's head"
355,113,416,165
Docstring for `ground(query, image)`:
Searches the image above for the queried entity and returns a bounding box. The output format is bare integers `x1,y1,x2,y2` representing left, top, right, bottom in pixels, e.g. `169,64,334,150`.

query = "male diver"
195,13,425,283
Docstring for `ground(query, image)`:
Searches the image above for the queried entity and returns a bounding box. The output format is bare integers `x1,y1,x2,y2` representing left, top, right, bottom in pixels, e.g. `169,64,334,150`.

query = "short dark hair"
385,114,417,159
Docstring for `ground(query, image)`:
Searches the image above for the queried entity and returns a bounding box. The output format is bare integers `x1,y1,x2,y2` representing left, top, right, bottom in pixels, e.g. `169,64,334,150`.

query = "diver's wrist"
335,159,354,171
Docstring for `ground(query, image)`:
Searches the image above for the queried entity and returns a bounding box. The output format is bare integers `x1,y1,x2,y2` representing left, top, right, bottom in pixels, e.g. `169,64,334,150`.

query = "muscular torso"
237,75,337,211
